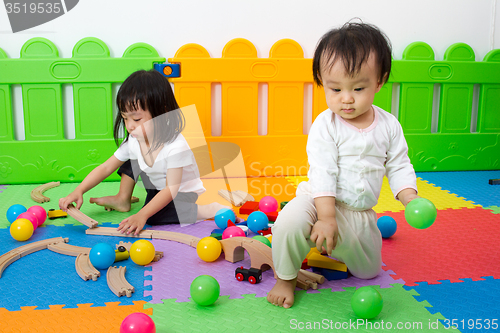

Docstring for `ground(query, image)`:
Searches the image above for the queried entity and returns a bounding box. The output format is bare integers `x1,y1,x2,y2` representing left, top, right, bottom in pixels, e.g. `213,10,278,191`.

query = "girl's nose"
342,92,354,103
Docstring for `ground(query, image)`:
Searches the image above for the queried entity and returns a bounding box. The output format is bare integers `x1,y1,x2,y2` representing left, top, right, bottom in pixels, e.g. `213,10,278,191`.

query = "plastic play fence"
1,37,499,184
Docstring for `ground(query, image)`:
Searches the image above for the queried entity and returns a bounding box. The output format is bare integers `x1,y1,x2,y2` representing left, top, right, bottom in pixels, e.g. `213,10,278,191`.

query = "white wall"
0,0,498,61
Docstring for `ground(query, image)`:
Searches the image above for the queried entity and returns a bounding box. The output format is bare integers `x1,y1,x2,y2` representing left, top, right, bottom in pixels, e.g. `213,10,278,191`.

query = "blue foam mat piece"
0,223,151,310
417,171,500,207
405,277,500,333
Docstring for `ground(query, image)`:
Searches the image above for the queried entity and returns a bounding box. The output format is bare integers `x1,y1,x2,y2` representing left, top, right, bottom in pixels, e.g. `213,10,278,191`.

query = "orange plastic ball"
10,218,34,241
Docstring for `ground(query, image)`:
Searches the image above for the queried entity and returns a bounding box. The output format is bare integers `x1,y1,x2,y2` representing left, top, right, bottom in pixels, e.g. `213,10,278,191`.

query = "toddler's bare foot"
267,277,297,308
90,195,131,212
197,202,244,222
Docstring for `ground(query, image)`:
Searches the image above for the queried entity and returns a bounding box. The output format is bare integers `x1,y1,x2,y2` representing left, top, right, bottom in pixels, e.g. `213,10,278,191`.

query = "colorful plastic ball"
252,235,271,247
246,211,269,233
222,226,246,239
120,312,156,333
351,286,383,319
405,198,437,230
190,275,220,306
214,208,236,229
377,216,397,238
6,204,27,223
17,212,38,231
10,218,34,241
28,205,47,226
89,243,116,270
130,240,156,266
259,196,278,213
196,236,222,262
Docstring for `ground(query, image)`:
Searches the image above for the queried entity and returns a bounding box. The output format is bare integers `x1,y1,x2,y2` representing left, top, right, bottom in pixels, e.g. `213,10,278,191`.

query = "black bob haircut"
312,21,392,86
114,69,185,151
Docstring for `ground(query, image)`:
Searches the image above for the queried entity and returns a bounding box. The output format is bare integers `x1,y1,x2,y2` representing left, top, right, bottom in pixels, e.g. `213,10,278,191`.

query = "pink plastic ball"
120,312,156,333
259,196,278,213
222,226,246,239
17,212,38,230
28,206,47,226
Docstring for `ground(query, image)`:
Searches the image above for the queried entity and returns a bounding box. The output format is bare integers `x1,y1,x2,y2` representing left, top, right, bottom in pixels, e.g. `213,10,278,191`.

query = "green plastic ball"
405,198,437,229
351,286,383,319
190,275,220,306
252,235,271,247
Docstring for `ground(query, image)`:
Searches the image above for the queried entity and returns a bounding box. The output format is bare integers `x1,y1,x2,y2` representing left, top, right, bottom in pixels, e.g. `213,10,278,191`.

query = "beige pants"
271,181,382,280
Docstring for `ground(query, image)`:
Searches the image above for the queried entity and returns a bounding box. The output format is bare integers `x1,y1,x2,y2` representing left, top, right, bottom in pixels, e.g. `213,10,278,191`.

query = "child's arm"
397,188,419,207
310,196,339,254
59,156,124,210
117,167,183,235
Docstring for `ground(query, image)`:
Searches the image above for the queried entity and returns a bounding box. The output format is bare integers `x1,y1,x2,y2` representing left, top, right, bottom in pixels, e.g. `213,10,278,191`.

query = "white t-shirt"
307,105,417,210
114,134,206,195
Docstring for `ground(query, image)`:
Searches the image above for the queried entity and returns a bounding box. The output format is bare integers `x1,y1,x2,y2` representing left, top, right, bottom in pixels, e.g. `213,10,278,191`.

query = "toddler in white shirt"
267,22,420,308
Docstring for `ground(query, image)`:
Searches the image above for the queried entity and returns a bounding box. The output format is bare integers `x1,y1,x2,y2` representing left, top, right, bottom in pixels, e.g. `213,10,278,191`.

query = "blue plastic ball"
7,204,27,223
89,243,116,270
214,208,236,229
247,211,269,233
377,216,397,238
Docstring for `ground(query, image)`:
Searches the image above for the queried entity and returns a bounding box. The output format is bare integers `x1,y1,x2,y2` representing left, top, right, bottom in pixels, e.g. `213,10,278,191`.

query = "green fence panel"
0,38,165,184
477,49,500,133
0,48,13,142
398,42,435,133
373,82,392,113
72,38,113,140
438,43,475,133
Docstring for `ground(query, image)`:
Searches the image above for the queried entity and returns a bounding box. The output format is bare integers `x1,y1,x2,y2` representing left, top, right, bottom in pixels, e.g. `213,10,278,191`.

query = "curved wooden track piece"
152,231,200,247
75,253,100,281
66,204,99,228
31,181,60,203
107,266,134,297
0,237,67,278
48,243,90,256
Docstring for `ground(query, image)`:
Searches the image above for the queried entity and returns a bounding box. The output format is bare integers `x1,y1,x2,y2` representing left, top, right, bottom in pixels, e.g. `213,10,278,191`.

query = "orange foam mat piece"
0,301,151,333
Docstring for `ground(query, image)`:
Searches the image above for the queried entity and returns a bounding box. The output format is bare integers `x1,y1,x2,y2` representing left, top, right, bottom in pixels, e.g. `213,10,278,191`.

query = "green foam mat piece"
146,284,449,332
485,206,500,214
0,182,147,228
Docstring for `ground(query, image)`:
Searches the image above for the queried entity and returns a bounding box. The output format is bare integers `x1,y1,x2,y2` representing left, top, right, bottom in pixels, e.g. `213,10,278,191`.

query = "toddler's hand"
310,218,339,255
117,213,147,236
59,192,83,211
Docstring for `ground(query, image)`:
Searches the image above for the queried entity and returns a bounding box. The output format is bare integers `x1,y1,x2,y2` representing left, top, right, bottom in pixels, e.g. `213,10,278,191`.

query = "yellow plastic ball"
196,237,222,262
10,218,34,241
130,240,155,265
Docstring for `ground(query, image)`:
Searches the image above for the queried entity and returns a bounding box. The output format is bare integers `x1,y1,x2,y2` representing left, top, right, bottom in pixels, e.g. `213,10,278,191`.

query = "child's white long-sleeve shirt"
307,105,417,210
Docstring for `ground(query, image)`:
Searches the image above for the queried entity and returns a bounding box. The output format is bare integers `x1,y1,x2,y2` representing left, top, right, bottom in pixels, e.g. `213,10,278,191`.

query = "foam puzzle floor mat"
1,171,499,332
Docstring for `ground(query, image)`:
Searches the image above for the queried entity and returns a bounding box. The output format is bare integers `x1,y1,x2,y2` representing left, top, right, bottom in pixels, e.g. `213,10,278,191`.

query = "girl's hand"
117,213,147,236
397,189,420,207
310,217,339,255
59,192,84,211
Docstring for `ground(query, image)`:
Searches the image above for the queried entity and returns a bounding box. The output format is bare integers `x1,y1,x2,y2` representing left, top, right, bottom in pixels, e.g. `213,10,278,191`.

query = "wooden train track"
66,204,99,228
86,227,200,247
0,237,67,278
107,266,134,297
75,253,100,281
31,181,60,203
48,242,91,256
86,228,323,290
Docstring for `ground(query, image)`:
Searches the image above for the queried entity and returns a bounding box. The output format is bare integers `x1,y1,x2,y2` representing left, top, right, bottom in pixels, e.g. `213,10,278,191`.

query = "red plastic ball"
28,205,47,226
17,212,38,230
259,196,278,213
120,312,156,333
222,226,246,239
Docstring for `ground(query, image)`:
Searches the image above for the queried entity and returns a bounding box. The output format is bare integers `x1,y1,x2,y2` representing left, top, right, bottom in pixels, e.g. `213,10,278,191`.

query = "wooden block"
239,201,259,215
307,252,347,272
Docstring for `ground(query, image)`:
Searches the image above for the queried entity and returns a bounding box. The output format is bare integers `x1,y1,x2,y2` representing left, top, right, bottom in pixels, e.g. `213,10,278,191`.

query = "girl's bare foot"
89,195,131,212
267,277,297,308
197,202,244,222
